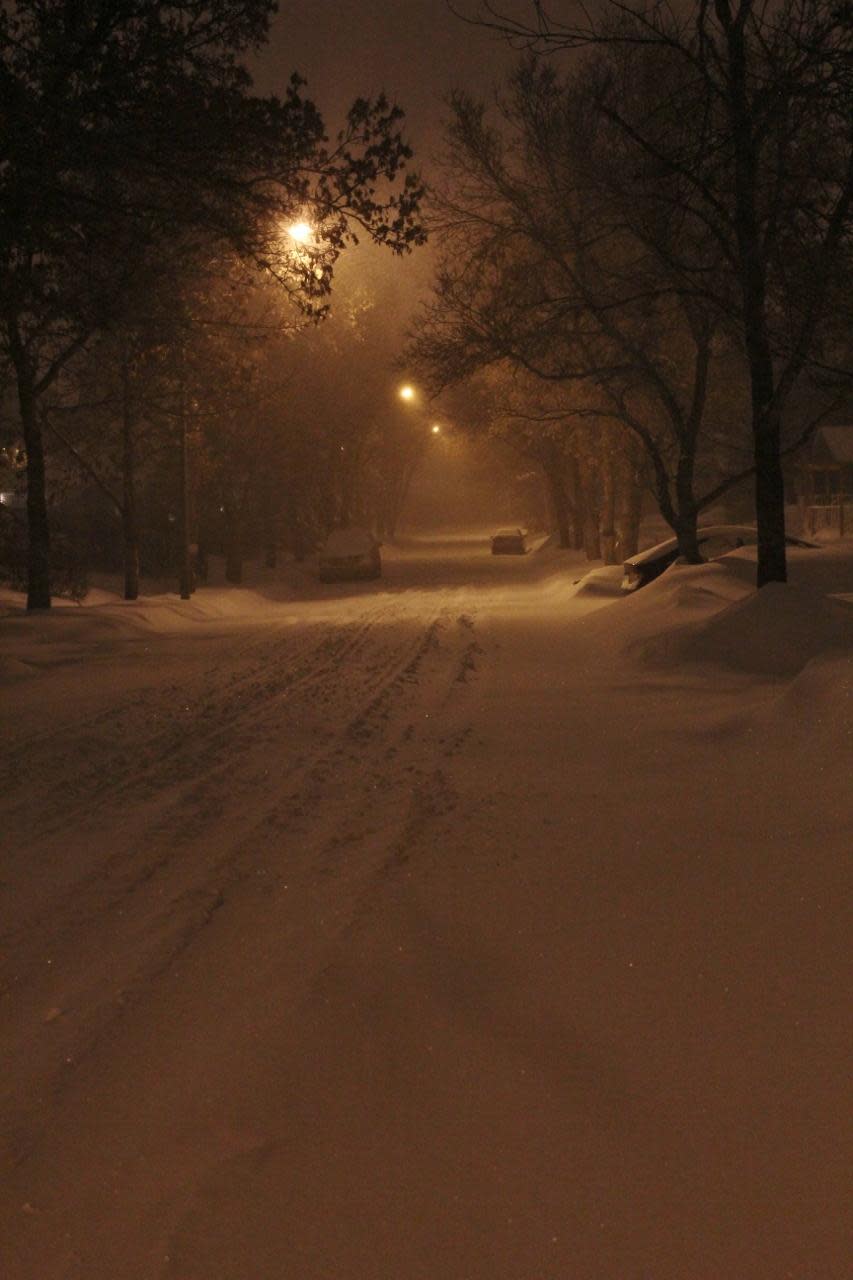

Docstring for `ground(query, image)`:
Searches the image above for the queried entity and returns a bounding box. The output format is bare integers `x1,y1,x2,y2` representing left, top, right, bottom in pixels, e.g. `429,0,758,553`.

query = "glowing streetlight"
399,383,416,402
287,221,312,245
431,423,441,435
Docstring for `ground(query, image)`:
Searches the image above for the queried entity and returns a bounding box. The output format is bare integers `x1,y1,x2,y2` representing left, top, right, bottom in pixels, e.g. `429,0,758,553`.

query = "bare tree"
412,63,758,560
0,0,425,609
441,364,643,559
463,0,853,584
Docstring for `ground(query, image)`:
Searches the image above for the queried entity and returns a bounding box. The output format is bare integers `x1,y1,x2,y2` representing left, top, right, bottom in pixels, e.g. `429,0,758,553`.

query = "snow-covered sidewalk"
1,537,851,1279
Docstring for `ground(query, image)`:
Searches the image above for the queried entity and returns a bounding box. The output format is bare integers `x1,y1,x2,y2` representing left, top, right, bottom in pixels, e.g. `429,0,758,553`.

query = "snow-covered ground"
1,533,851,1279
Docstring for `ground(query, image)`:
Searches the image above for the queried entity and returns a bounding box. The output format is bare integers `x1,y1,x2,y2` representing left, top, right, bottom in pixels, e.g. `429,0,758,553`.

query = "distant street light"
431,423,441,435
398,383,416,402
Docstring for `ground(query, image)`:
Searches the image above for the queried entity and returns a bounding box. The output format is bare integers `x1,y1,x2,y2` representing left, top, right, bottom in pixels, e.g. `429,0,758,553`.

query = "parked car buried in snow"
317,527,382,582
491,528,527,555
621,524,816,592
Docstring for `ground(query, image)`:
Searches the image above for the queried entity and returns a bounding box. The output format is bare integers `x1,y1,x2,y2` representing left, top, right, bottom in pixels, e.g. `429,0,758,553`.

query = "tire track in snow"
0,602,486,1176
0,595,473,975
101,605,481,1025
0,598,494,1280
0,600,410,842
104,599,464,886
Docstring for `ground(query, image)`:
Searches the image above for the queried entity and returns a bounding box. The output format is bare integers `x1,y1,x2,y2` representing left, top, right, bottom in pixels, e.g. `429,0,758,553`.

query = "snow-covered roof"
626,524,758,565
811,425,853,465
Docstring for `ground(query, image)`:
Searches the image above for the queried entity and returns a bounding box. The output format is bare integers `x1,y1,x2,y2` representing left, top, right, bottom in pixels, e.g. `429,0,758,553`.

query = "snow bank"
0,583,303,685
671,582,853,676
572,565,625,597
632,566,852,678
1,583,281,633
760,650,852,754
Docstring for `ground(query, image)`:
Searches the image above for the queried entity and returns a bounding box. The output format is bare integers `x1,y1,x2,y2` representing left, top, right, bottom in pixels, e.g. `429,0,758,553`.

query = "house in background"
0,444,26,509
796,425,853,536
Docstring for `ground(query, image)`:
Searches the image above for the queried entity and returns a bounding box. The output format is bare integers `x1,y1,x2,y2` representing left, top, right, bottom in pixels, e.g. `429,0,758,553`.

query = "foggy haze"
3,5,851,1277
249,3,523,525
402,436,543,532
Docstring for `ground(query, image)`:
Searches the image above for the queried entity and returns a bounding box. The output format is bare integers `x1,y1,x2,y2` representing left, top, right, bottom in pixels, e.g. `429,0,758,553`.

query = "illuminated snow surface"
1,533,851,1280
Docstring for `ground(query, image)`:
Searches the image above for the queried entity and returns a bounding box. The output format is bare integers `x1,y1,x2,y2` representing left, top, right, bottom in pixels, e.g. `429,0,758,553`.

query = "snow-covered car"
317,527,382,582
491,528,527,555
622,524,815,591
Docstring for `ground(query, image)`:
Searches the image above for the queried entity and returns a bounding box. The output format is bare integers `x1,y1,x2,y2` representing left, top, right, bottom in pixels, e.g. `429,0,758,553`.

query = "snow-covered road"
2,535,850,1279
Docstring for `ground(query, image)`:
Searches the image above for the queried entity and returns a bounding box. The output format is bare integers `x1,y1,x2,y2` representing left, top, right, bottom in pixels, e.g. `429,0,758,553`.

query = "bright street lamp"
287,221,312,245
431,423,441,435
399,383,416,402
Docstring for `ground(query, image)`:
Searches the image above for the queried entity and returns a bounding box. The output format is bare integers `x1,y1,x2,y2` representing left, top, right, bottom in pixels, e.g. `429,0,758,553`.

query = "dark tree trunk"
568,456,586,551
674,516,702,563
543,461,573,548
674,452,700,561
194,541,209,583
387,461,418,540
177,356,193,598
617,496,641,560
583,515,601,561
224,500,243,584
17,370,51,610
616,454,643,559
285,501,307,562
259,476,279,569
122,506,140,600
754,408,787,586
225,549,243,584
600,455,617,564
580,459,601,560
720,0,787,585
121,355,140,601
617,488,637,560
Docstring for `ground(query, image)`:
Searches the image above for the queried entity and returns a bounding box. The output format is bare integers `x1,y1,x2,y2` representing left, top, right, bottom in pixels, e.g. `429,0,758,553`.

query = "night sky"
258,1,513,150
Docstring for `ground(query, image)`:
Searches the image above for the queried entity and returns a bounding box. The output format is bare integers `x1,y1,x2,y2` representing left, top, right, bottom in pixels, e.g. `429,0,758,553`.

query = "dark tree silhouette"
465,0,853,585
411,67,760,562
0,0,424,608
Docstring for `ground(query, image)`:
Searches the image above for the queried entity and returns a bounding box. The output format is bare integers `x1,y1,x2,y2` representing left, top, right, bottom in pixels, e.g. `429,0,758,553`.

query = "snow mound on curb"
532,532,562,552
0,583,292,632
0,654,37,680
761,651,853,752
573,565,625,597
0,584,306,685
622,559,755,617
643,582,853,677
